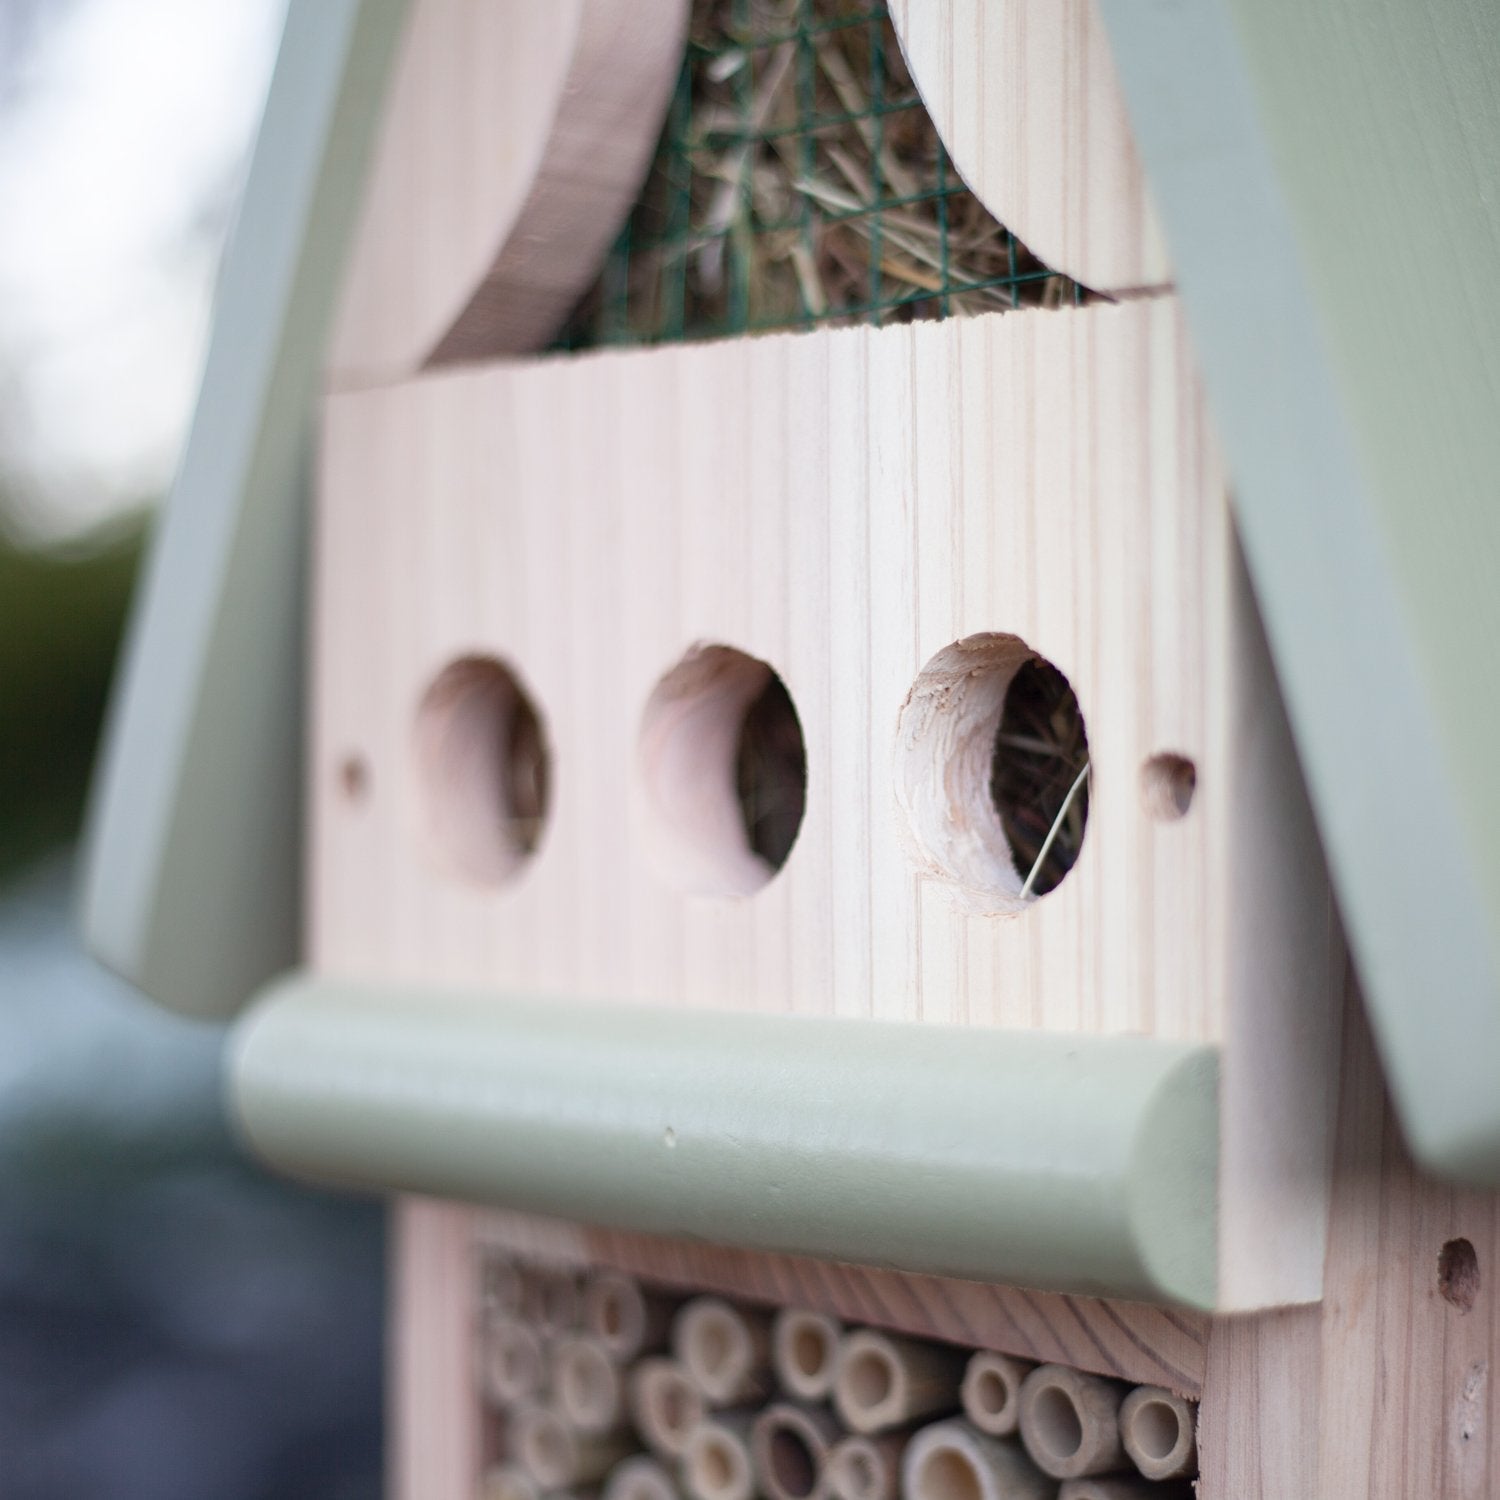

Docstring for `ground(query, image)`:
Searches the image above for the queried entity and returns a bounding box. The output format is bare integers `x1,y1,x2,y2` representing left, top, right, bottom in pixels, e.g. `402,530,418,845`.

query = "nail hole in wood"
897,635,1089,912
338,753,370,803
1439,1237,1480,1312
639,644,806,897
414,655,550,885
1141,752,1196,821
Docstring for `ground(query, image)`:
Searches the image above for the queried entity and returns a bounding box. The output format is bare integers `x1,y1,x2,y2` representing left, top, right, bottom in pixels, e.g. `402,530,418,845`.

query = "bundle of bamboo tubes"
476,1254,1198,1500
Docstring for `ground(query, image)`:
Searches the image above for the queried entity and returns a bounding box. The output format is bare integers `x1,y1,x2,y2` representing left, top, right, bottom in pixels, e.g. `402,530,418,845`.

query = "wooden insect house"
83,1,1500,1496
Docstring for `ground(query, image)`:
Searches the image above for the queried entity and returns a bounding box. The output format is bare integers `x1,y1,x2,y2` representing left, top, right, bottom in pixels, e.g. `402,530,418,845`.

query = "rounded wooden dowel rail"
553,1335,627,1434
959,1351,1033,1438
586,1272,673,1363
825,1434,907,1500
750,1402,843,1500
629,1357,706,1458
832,1330,965,1434
479,1319,547,1406
772,1309,843,1402
1117,1384,1197,1480
229,977,1221,1310
683,1411,758,1500
1016,1365,1129,1480
603,1454,680,1500
674,1298,772,1405
513,1403,634,1488
901,1419,1052,1500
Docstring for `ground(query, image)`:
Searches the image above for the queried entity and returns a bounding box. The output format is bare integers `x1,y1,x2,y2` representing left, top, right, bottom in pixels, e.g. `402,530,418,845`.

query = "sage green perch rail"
230,975,1219,1309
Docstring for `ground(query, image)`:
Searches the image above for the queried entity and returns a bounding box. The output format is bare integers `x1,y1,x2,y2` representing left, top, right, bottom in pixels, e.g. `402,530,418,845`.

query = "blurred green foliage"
0,519,144,881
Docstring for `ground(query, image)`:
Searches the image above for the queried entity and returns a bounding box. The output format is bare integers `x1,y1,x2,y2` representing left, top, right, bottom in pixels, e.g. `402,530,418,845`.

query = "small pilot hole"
338,753,370,803
639,644,806,897
1141,751,1197,821
1439,1237,1480,1312
414,655,551,885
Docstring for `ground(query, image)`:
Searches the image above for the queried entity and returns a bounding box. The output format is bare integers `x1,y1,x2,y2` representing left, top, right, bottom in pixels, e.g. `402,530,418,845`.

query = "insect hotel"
82,0,1500,1496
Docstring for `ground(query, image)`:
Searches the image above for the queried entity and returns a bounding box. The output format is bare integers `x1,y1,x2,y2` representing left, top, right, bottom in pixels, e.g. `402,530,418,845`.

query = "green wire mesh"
553,0,1082,351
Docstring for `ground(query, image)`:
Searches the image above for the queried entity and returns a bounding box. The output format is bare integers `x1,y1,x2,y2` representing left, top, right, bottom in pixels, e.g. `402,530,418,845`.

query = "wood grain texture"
888,0,1169,294
1200,973,1500,1498
476,1212,1209,1394
391,1197,482,1500
314,298,1339,1310
328,0,686,385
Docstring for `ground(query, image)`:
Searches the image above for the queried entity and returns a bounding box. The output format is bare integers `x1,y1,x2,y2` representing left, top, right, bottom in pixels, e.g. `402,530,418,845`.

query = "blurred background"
0,3,384,1495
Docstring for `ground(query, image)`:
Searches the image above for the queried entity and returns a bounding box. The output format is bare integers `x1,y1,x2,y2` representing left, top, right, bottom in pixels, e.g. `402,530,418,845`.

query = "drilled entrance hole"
1133,1399,1181,1460
1141,752,1197,821
1031,1386,1084,1461
896,634,1089,913
1439,1237,1480,1312
639,644,806,896
415,655,550,885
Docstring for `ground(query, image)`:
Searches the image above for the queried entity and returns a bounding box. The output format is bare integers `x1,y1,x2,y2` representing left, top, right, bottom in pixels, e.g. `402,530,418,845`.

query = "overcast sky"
0,0,284,541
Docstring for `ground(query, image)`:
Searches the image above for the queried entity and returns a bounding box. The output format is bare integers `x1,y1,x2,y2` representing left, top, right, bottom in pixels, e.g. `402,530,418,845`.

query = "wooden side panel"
1200,979,1500,1499
391,1198,482,1500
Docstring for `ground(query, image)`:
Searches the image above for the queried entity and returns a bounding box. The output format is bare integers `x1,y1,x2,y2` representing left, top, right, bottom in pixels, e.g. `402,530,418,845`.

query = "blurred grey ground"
0,854,386,1499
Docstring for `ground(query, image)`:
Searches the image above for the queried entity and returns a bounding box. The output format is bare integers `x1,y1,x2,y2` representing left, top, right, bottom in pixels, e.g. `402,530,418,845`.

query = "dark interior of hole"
990,658,1090,896
769,1426,818,1499
505,691,550,854
736,673,807,872
1439,1237,1480,1312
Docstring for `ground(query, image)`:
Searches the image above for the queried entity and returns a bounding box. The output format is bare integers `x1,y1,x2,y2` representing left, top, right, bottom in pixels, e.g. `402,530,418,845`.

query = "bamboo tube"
1117,1385,1197,1481
959,1353,1033,1438
554,1336,628,1435
628,1357,706,1459
513,1402,635,1489
479,1318,548,1406
772,1309,843,1401
1016,1365,1128,1480
584,1272,673,1363
526,1268,583,1339
901,1419,1051,1500
673,1298,773,1405
832,1330,965,1435
683,1411,758,1500
825,1434,907,1500
481,1463,540,1500
1059,1480,1193,1500
603,1455,680,1500
482,1257,528,1318
750,1402,843,1500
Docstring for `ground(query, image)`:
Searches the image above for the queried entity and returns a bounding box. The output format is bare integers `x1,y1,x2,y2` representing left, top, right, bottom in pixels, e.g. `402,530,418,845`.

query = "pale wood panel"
466,1209,1208,1394
888,0,1170,294
391,1198,482,1500
328,0,686,385
315,300,1340,1312
316,303,1224,1036
1200,976,1500,1499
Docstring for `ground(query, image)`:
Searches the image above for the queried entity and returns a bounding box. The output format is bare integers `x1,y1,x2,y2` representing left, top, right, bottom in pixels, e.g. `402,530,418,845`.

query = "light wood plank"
888,0,1170,293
